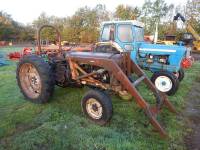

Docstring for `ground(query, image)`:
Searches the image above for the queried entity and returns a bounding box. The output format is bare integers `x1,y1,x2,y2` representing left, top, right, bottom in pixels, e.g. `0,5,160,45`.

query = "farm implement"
16,25,177,137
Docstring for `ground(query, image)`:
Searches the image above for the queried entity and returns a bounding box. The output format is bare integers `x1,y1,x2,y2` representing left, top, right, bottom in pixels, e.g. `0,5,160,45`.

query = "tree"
32,12,55,42
18,24,35,41
0,11,17,40
115,5,141,20
31,5,109,44
62,5,110,43
32,12,67,42
140,0,174,36
95,4,110,24
185,0,200,33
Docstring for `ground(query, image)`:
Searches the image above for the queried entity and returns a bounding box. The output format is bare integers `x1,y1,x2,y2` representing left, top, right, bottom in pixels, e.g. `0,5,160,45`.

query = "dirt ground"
192,52,200,61
184,80,200,150
184,52,200,150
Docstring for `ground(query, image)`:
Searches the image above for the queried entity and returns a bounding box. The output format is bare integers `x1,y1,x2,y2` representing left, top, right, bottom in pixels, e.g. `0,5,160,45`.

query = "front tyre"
16,55,55,103
81,90,113,125
151,71,179,95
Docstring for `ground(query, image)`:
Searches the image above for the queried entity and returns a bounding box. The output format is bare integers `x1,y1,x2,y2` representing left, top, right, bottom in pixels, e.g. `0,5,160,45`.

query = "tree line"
0,0,200,43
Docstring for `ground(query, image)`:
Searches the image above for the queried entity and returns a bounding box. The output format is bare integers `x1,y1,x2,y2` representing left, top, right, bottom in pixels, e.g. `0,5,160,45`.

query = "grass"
0,46,200,150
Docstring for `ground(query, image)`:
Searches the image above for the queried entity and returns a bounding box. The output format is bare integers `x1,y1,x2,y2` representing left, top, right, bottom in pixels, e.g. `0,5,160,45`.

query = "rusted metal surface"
37,45,93,52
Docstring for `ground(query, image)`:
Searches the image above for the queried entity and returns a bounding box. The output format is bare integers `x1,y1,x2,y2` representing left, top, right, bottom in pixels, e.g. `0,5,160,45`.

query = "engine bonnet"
138,43,186,56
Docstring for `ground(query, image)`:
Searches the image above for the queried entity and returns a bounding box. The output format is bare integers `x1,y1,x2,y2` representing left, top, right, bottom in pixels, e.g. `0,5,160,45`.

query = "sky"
0,0,188,24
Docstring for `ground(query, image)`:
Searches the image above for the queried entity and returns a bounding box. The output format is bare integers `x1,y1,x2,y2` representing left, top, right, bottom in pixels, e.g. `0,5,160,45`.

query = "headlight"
124,45,133,51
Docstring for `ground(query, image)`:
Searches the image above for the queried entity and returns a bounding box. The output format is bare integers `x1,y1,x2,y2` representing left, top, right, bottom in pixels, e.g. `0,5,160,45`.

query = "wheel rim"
19,63,41,99
86,98,103,119
154,76,173,92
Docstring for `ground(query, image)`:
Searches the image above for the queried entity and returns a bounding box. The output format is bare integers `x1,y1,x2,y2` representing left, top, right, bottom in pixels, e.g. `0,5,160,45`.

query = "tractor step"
133,75,146,87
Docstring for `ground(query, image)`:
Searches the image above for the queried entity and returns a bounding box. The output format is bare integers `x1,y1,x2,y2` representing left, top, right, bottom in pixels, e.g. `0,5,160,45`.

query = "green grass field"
0,47,200,150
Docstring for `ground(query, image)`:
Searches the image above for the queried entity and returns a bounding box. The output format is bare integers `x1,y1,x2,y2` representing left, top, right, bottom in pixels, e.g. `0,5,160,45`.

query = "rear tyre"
178,68,184,81
151,71,179,96
16,55,55,103
81,90,113,125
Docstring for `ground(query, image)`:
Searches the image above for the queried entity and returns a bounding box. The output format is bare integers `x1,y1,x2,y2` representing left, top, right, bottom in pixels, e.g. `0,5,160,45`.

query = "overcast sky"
0,0,187,24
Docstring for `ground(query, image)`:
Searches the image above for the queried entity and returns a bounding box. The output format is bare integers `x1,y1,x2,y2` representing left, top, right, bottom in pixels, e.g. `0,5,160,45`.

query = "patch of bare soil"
192,52,200,61
184,79,200,150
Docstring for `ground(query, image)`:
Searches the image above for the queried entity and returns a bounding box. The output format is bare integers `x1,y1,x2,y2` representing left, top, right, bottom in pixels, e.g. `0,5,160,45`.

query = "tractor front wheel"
81,90,113,125
16,55,55,103
151,71,179,95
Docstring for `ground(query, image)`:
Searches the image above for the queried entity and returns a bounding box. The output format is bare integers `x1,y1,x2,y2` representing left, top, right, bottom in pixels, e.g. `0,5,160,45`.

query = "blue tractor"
95,20,191,95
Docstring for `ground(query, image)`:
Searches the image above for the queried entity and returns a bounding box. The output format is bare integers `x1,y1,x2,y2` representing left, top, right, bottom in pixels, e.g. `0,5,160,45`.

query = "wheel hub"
31,77,37,84
155,76,173,92
92,104,98,112
86,98,103,119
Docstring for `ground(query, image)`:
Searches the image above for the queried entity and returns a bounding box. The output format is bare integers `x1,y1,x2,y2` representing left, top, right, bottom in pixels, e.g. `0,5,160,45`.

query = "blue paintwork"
100,21,187,73
133,43,186,72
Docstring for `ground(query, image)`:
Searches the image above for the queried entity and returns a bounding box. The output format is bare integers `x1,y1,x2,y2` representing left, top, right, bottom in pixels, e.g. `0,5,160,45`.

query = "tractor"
96,20,192,95
16,25,177,137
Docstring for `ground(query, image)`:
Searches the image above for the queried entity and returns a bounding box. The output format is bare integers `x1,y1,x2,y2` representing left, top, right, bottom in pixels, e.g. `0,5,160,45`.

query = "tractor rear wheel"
16,55,55,103
81,90,113,125
178,68,184,81
151,71,179,95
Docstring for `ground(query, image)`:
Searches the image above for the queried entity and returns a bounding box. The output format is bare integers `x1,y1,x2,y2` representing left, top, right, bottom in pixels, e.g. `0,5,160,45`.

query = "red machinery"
8,47,32,60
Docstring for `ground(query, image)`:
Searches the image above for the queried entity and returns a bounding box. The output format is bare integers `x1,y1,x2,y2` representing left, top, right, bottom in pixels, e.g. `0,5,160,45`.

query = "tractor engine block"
145,54,169,65
80,64,110,84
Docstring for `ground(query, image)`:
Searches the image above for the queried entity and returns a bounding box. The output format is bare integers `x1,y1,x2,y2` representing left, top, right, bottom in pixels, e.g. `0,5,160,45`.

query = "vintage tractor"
97,20,191,95
16,25,177,137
